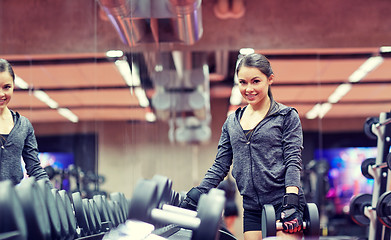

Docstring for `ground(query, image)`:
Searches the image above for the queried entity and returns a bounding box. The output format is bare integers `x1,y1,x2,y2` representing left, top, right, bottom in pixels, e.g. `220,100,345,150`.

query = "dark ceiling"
1,0,391,132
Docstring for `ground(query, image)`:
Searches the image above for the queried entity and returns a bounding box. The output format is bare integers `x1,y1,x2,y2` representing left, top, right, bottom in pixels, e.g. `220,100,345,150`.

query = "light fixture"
328,83,352,104
106,50,124,58
14,75,29,89
33,90,59,109
133,87,149,108
239,48,255,55
306,53,384,119
380,46,391,53
57,108,78,123
348,56,383,82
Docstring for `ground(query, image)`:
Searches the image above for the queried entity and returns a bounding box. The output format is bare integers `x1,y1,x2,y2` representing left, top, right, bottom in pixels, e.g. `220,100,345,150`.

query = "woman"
0,59,50,185
181,53,306,240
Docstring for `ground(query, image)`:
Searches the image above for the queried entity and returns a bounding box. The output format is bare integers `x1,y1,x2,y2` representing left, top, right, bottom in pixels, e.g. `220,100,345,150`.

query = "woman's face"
0,71,14,110
237,66,273,107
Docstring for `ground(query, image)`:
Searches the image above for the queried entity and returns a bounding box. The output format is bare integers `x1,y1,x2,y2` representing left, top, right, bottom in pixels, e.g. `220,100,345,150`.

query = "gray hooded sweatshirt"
0,110,49,185
198,99,304,211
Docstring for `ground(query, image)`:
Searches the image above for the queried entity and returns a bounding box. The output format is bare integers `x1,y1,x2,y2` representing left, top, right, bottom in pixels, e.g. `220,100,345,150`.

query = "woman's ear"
268,74,275,85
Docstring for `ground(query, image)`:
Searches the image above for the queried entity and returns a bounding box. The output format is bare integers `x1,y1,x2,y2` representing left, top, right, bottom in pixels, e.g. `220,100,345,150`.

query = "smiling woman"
0,59,51,185
180,53,307,240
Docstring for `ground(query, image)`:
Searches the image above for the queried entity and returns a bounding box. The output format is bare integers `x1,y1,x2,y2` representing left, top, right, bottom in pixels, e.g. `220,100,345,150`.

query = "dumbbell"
361,155,391,179
350,191,391,230
0,180,27,240
364,116,391,140
349,193,372,227
15,177,51,240
128,178,226,240
262,203,320,240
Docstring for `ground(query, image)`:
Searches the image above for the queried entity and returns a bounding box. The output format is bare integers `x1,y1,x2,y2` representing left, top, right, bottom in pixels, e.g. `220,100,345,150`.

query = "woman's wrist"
285,186,299,194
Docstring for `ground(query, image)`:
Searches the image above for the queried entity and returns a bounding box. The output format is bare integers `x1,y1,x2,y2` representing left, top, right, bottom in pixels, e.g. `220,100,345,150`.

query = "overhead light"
306,103,321,120
380,46,391,53
130,61,141,86
328,83,352,104
348,56,384,82
115,59,133,86
145,111,156,122
155,64,163,72
57,108,78,123
14,75,29,89
106,50,124,58
133,87,149,107
239,48,255,55
305,103,332,119
33,90,59,109
318,103,332,119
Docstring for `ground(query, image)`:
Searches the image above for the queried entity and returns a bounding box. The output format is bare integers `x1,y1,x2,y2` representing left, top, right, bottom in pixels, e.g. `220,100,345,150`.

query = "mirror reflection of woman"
0,59,50,185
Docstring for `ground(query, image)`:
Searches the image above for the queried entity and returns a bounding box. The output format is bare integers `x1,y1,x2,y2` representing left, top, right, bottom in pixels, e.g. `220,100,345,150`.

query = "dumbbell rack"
365,111,391,240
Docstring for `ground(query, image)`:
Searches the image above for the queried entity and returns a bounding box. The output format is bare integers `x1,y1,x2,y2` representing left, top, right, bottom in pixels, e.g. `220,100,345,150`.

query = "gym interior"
1,0,391,239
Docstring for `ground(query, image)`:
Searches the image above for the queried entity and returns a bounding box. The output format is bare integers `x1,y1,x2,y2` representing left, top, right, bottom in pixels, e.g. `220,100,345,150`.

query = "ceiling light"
33,90,59,109
57,108,78,123
380,46,391,53
318,103,332,119
145,111,156,122
328,83,352,103
305,103,321,119
14,75,29,89
133,87,149,107
106,50,124,58
239,48,255,55
155,64,163,72
349,56,384,82
115,59,133,86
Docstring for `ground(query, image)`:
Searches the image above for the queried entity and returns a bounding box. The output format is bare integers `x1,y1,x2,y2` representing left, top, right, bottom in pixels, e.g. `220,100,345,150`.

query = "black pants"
243,203,283,232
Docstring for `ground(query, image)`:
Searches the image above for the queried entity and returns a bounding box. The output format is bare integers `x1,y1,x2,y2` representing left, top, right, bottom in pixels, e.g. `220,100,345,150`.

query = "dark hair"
236,53,274,77
0,59,15,81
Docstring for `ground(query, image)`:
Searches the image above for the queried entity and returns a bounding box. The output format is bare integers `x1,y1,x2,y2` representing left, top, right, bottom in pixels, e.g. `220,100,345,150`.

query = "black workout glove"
280,193,303,234
179,187,203,211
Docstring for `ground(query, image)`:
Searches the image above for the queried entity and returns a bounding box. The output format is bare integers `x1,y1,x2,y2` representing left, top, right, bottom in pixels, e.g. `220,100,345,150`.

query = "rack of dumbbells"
103,175,238,240
0,176,128,240
350,110,391,240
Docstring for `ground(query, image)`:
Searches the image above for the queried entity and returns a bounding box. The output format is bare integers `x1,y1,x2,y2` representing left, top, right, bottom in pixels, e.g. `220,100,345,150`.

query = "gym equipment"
72,192,91,236
58,190,78,238
150,175,199,218
360,111,391,240
376,191,391,229
261,203,320,240
15,177,51,240
128,179,225,240
110,192,128,220
102,195,120,227
102,220,164,240
93,195,113,231
361,157,391,179
349,193,372,226
107,199,122,226
36,179,62,240
89,199,103,234
364,117,380,140
83,198,98,234
364,116,391,140
51,189,71,239
0,180,27,240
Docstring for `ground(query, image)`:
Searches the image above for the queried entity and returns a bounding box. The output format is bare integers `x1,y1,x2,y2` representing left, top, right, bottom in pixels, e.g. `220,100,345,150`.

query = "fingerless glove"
280,193,303,233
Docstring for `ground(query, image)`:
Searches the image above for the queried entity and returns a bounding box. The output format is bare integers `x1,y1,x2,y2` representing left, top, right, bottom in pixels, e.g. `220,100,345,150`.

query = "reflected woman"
0,59,50,185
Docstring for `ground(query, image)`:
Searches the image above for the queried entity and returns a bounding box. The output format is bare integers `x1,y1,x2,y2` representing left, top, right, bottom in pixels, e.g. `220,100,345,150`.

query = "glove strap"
187,187,203,203
283,193,299,207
